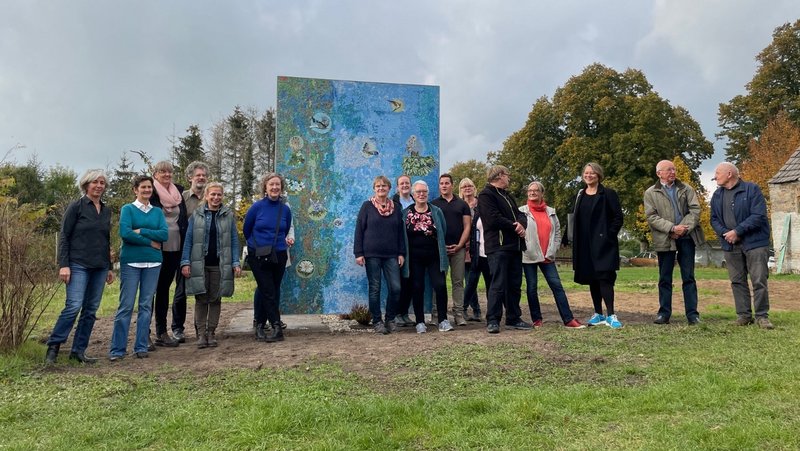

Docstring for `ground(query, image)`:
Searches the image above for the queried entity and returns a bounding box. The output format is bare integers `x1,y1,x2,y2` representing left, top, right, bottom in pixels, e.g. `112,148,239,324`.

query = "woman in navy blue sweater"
354,175,406,334
244,173,292,343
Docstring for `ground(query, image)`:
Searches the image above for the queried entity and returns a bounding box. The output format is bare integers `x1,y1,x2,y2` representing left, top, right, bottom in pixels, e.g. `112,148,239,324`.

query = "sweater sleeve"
353,202,368,258
119,205,153,246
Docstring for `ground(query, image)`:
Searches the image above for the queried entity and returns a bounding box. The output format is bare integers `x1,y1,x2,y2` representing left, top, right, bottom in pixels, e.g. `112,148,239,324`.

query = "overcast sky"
2,1,797,193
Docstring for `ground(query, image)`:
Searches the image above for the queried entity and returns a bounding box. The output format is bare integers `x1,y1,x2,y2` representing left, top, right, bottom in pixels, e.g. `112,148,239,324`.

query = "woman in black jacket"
571,162,624,329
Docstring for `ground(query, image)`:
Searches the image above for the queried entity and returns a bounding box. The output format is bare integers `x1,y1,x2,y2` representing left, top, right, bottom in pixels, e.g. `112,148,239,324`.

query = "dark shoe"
68,352,98,364
386,320,397,333
134,352,149,359
280,321,288,330
155,333,179,347
507,320,533,330
147,335,156,352
373,321,389,335
688,317,701,326
207,332,218,347
653,315,670,325
255,323,267,341
397,314,414,327
173,329,186,343
487,322,500,334
265,324,284,342
735,316,754,326
756,317,775,330
197,334,209,349
108,354,124,362
45,344,60,364
468,313,482,322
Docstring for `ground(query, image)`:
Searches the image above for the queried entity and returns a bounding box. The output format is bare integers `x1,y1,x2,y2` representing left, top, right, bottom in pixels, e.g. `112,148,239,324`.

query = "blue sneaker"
587,313,607,326
606,314,623,329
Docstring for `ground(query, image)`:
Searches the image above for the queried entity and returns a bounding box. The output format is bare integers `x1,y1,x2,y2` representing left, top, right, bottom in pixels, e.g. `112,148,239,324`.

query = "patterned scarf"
154,181,182,214
370,196,395,217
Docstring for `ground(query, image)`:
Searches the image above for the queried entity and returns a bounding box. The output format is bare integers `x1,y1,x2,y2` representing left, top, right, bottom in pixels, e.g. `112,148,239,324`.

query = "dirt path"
52,279,798,378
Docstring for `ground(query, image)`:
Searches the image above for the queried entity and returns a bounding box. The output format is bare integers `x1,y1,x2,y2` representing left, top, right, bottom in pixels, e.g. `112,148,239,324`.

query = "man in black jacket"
477,165,532,333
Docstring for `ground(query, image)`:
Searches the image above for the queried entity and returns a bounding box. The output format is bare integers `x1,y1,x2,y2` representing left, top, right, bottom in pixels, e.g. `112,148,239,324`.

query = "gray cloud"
0,0,796,189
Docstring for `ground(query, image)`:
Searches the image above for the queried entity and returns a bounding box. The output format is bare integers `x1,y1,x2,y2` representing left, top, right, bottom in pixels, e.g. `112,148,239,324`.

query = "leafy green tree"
42,165,79,206
448,159,490,190
250,107,276,177
106,153,138,214
718,19,800,164
1,157,46,206
496,63,713,233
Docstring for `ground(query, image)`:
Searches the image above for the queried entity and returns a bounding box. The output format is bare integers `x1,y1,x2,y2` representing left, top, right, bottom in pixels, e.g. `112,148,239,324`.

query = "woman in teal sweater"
109,175,169,360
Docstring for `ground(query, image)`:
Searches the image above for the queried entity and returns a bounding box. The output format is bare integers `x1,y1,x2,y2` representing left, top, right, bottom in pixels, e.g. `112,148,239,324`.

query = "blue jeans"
110,264,160,356
523,262,575,323
48,265,108,354
657,237,699,320
365,257,401,323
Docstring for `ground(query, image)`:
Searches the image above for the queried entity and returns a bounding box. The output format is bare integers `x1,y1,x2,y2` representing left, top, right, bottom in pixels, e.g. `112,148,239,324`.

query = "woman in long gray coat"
180,182,241,348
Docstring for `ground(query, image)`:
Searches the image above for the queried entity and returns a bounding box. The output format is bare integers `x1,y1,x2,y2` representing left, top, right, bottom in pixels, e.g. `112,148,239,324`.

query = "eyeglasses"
414,190,428,194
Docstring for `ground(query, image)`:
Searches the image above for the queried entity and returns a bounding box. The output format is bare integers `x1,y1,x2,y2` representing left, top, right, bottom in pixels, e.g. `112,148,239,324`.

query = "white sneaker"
438,319,454,332
424,313,432,325
416,323,427,334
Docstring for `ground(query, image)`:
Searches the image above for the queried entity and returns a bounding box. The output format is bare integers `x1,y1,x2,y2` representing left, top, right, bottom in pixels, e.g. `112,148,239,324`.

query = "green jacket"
181,203,240,297
643,180,705,252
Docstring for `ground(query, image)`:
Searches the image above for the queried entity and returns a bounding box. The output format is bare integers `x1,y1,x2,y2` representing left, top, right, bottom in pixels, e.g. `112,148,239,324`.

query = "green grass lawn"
2,268,798,450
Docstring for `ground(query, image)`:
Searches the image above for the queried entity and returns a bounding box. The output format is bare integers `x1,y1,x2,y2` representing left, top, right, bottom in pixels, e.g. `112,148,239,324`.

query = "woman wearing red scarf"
519,181,585,329
353,175,406,334
149,160,189,347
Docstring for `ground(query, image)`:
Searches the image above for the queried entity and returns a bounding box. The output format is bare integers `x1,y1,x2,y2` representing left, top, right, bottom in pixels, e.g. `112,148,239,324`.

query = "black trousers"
486,250,523,325
248,250,288,326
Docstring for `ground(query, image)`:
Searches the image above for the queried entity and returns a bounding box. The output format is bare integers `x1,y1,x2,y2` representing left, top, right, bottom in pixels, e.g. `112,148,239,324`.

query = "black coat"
477,184,527,254
571,183,623,283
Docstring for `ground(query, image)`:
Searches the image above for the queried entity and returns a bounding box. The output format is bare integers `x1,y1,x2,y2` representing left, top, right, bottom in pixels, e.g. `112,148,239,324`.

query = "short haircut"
152,160,174,173
527,181,545,194
185,161,210,180
486,165,509,183
458,177,475,191
718,161,740,177
132,174,154,190
203,181,224,197
373,175,392,189
78,169,107,195
396,174,411,185
583,162,605,182
439,173,453,183
412,180,429,192
259,172,285,195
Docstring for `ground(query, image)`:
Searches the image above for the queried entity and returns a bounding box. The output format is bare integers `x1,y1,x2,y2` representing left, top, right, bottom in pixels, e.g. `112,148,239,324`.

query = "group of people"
45,156,775,364
46,161,295,364
354,160,775,335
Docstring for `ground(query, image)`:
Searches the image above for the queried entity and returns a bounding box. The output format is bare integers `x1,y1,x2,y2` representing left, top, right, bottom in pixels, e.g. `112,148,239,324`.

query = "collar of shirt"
133,199,153,213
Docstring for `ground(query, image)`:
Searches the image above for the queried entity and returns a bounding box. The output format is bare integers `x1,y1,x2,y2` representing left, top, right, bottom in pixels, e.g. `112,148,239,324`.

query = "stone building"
768,147,800,273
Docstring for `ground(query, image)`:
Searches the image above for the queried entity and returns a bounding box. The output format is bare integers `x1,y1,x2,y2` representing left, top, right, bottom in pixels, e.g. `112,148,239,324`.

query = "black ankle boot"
45,344,60,364
265,324,284,342
68,352,98,364
255,323,267,341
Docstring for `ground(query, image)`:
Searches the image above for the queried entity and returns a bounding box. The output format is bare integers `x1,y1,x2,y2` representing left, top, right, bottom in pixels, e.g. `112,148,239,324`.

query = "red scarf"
370,196,395,217
527,200,551,259
527,199,547,213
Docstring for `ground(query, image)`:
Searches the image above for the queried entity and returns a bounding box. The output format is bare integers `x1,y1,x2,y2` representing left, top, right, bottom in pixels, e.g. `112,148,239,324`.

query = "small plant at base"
343,304,371,326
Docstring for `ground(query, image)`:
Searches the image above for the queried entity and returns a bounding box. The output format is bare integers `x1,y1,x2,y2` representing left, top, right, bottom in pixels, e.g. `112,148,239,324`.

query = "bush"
340,304,371,326
0,199,60,352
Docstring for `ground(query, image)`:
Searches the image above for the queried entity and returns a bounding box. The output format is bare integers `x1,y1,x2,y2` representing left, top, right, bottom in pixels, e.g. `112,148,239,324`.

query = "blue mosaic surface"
276,76,440,313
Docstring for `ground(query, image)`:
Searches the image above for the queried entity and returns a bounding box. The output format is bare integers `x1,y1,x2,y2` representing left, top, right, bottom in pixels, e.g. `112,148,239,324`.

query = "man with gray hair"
478,165,531,333
644,159,704,325
171,161,210,341
710,162,773,329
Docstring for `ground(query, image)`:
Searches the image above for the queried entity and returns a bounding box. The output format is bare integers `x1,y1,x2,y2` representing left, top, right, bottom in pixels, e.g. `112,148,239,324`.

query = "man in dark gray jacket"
477,165,531,333
644,160,705,325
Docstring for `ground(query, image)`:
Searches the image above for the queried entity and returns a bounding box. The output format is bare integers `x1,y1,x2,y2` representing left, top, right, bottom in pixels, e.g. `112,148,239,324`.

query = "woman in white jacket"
520,181,585,329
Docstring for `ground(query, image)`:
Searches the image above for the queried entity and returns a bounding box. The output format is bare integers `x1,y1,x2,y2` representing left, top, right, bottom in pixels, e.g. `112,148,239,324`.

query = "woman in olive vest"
180,182,241,348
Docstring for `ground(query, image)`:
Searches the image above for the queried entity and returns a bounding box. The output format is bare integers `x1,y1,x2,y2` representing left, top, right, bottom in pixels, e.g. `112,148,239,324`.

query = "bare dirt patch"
51,279,799,378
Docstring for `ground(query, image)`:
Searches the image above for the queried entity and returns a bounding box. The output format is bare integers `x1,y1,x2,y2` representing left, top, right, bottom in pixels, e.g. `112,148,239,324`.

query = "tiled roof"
769,148,800,184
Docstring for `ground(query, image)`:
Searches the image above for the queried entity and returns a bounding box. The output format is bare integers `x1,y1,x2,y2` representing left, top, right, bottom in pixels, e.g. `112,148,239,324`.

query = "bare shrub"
0,199,60,352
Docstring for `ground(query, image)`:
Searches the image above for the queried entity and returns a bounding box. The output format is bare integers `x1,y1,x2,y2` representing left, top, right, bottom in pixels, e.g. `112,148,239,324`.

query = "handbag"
254,202,283,264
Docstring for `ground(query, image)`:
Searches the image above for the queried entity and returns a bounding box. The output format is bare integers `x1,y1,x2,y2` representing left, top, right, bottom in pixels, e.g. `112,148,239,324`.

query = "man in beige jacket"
643,160,705,325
